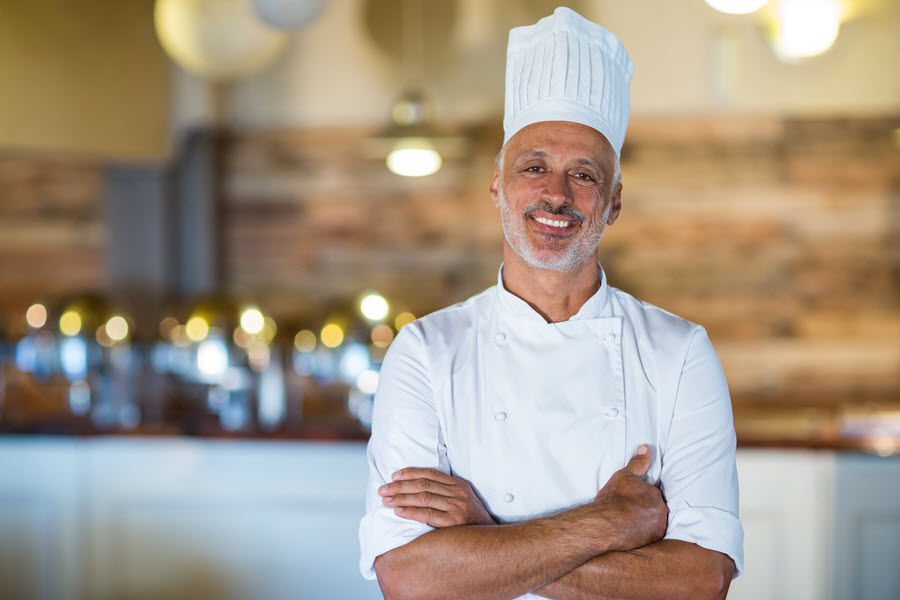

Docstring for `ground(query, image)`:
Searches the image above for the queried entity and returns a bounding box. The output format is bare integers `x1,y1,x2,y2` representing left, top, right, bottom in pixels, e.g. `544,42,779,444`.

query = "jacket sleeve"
358,324,449,580
660,326,744,578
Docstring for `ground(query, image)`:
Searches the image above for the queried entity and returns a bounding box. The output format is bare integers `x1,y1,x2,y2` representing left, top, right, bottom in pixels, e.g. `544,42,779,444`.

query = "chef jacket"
359,265,744,595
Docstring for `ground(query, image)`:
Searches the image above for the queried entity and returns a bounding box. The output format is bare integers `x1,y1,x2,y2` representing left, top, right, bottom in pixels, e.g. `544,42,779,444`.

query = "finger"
379,477,458,498
393,505,456,528
623,445,651,478
391,467,458,485
383,491,455,512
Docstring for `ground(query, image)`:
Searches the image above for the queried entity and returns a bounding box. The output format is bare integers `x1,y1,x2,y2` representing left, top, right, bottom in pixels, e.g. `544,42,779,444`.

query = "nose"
544,171,571,207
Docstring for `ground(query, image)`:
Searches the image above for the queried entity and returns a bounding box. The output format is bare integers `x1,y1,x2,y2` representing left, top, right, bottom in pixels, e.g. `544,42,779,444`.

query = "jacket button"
503,493,515,503
494,411,507,422
602,408,619,418
603,333,617,344
494,333,507,345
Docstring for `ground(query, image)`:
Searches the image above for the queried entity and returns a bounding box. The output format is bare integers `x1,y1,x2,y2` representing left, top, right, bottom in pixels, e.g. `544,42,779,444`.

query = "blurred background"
0,0,897,599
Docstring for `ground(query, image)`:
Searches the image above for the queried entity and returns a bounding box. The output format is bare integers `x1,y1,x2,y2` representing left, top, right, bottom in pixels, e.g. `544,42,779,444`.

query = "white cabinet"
832,454,900,600
729,451,835,600
1,440,898,599
0,438,382,600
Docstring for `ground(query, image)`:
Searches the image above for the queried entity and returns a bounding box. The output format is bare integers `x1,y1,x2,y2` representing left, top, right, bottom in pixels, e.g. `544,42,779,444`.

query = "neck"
500,244,601,323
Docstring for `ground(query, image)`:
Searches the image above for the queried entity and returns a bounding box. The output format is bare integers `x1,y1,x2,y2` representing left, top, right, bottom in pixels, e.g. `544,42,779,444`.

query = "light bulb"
705,0,768,14
772,0,841,60
387,138,442,177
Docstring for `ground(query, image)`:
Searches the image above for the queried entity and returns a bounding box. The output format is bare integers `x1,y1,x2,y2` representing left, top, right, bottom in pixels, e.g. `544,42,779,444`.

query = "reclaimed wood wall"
222,116,900,421
0,115,896,431
0,154,107,336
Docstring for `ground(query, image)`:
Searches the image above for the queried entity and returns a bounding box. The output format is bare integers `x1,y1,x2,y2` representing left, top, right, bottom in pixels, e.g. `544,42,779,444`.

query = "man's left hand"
378,468,498,527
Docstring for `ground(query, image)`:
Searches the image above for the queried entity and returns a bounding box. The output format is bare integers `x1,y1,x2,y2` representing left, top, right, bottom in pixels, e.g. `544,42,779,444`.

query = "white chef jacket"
359,266,744,596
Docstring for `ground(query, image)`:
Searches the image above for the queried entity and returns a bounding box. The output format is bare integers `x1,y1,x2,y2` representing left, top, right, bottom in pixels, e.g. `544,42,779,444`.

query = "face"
490,121,622,272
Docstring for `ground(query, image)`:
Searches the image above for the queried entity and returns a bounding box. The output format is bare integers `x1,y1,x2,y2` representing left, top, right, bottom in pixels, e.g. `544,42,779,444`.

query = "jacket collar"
496,262,612,322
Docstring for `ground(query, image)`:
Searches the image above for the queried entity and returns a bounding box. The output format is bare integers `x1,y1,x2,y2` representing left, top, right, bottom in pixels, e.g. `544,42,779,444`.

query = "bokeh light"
248,341,271,371
233,326,252,348
371,324,394,348
95,325,114,348
197,338,229,376
159,316,179,339
185,316,210,342
320,323,344,348
394,311,416,330
294,329,317,352
260,316,277,342
59,310,82,336
356,369,380,395
26,304,47,328
240,307,265,334
360,293,389,321
171,324,190,347
105,316,129,342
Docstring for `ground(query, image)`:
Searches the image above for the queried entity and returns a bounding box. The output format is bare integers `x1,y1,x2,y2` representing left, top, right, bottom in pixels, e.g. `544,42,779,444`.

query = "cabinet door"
84,439,383,600
833,454,900,600
728,450,835,600
0,438,82,600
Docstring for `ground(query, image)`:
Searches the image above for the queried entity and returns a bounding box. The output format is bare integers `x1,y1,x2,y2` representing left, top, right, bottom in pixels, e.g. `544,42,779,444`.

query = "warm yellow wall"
197,0,900,130
0,0,170,161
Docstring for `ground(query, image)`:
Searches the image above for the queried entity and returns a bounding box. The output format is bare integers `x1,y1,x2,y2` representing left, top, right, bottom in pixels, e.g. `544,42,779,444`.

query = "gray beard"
498,186,610,272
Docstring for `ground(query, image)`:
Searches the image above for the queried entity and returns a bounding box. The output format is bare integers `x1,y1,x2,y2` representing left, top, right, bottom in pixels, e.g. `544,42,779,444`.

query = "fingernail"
383,496,393,503
391,472,401,481
395,507,405,514
378,485,388,494
636,445,648,455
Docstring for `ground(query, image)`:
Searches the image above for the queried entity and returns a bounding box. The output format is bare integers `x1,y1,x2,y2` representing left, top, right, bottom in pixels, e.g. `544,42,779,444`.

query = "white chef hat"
503,7,634,157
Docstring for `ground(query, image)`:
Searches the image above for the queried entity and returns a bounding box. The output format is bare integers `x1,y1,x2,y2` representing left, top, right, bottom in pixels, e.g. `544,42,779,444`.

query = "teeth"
534,216,573,228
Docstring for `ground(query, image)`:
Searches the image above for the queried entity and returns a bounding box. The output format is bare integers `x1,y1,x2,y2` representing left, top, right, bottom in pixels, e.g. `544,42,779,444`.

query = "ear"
489,163,501,208
606,182,623,226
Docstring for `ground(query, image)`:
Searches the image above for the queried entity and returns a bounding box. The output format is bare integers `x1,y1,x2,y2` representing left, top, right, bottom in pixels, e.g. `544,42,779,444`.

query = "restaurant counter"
1,433,898,599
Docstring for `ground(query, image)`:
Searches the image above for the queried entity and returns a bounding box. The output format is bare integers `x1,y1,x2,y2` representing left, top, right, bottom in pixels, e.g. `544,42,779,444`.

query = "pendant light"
704,0,769,14
366,0,465,177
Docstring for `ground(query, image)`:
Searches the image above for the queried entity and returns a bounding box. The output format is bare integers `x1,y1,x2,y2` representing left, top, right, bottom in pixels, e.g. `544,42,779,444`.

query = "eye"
524,165,544,173
574,172,595,182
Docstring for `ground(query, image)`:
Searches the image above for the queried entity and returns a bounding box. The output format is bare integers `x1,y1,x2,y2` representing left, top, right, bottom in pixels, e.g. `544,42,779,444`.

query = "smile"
531,216,578,228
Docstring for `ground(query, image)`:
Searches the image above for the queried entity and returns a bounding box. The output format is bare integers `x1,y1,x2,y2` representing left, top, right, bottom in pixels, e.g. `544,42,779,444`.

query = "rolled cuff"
665,503,745,578
358,506,434,580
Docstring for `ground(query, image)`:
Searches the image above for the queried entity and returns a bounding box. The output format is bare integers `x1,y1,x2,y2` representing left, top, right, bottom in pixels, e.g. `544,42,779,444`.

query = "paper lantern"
154,0,289,81
250,0,325,30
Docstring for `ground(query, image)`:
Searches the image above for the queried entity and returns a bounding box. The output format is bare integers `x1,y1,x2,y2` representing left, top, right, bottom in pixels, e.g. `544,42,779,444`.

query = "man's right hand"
591,445,668,552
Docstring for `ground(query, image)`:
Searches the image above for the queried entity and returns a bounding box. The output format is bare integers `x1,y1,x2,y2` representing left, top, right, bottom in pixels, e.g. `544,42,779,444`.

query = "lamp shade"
250,0,325,30
154,0,289,81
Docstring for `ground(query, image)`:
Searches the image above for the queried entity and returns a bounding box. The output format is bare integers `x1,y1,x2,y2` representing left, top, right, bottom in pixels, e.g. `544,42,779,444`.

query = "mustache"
523,201,585,223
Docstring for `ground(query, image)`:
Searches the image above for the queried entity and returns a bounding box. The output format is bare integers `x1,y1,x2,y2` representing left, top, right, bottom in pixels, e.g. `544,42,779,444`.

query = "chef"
359,7,743,600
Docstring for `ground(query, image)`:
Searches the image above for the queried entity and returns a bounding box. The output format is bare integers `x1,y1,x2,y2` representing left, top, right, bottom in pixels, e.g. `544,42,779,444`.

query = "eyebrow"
512,150,549,165
511,150,609,182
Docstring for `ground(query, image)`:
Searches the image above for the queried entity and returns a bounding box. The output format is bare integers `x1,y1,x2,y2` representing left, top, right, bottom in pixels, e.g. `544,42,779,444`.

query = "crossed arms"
373,446,734,600
364,324,741,599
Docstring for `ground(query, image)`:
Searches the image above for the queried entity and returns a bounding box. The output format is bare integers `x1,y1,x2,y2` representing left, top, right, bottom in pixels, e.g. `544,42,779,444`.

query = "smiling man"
359,8,743,600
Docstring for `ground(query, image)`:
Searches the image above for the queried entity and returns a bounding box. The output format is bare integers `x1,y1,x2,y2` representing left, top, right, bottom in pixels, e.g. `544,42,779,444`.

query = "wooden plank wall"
0,116,895,424
222,116,900,415
0,154,107,336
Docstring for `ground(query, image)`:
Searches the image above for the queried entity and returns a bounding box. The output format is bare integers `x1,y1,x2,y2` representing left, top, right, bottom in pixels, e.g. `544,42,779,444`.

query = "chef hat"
503,7,634,157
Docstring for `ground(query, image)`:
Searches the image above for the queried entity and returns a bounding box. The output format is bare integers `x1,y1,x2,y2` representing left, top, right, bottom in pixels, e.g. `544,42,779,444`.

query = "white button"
602,408,619,418
494,333,507,345
494,411,507,422
603,333,617,344
503,493,515,503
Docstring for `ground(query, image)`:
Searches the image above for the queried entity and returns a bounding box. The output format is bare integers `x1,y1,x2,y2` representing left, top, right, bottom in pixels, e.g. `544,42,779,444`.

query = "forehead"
504,121,615,168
